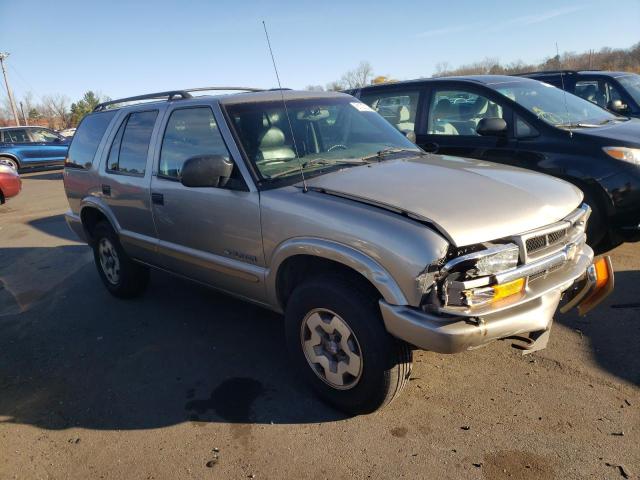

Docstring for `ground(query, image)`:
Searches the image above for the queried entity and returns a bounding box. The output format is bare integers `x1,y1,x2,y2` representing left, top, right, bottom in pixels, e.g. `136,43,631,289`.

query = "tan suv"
63,87,613,414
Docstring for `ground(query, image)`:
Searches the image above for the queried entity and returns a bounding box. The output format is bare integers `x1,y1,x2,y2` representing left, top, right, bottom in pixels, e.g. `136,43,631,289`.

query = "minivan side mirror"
608,99,629,114
180,155,234,188
476,117,508,137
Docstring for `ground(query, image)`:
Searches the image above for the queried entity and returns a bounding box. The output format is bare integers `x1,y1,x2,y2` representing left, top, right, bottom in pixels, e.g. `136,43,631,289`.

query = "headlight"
442,244,519,279
603,147,640,165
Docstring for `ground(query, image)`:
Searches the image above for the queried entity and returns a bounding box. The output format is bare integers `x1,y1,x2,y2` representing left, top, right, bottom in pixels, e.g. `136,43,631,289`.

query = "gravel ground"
1,171,638,480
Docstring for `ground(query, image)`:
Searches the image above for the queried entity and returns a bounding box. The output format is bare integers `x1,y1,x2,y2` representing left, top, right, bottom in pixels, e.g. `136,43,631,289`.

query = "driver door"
149,104,266,303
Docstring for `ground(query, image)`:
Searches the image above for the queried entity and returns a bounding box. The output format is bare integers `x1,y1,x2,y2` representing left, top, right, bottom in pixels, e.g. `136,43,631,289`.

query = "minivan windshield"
225,96,420,183
492,80,622,128
617,74,640,105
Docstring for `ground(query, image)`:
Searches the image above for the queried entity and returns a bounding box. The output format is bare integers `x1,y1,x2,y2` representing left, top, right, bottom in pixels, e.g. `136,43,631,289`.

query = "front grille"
525,227,568,255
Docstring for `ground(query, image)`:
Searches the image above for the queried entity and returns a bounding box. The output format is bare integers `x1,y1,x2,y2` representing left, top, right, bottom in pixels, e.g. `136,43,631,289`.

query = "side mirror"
608,99,629,114
180,155,234,188
476,117,508,137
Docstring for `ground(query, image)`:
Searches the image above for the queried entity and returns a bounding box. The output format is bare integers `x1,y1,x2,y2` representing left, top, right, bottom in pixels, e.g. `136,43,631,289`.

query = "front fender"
265,237,409,310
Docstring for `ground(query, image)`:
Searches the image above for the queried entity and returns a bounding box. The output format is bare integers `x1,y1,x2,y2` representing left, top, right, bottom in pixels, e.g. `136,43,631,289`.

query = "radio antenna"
262,20,307,192
556,42,573,138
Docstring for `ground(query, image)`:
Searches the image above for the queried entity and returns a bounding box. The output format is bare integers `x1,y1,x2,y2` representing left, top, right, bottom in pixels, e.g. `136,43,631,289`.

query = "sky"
0,0,639,104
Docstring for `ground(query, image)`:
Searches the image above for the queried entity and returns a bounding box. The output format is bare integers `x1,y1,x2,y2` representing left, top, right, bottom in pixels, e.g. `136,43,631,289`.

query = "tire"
1,157,19,171
284,273,412,414
91,221,149,298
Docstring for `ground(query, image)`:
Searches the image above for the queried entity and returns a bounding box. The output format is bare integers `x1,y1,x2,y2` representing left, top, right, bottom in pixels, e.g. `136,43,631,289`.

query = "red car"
0,160,21,204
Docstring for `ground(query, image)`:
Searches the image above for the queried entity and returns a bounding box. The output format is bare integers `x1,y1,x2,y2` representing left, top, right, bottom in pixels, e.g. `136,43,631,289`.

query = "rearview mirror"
476,117,508,137
181,155,234,188
608,99,629,114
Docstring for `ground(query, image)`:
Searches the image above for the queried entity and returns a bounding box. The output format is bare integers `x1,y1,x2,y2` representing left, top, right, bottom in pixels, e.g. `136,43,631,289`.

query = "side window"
427,90,504,136
159,107,232,180
66,111,116,169
107,110,158,176
360,90,420,133
4,129,30,143
515,116,539,138
604,81,623,104
30,128,61,143
575,81,606,108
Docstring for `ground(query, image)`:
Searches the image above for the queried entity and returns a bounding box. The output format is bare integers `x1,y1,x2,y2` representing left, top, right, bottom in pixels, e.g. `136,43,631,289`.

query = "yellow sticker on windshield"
351,102,375,112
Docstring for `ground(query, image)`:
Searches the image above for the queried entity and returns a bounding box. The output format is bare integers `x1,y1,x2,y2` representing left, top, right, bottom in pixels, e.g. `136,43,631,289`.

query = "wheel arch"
79,199,121,244
267,238,409,312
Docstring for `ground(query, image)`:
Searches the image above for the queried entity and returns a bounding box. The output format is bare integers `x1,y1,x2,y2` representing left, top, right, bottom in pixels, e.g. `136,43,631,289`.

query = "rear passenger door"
149,104,265,301
416,85,518,165
100,109,160,262
1,128,42,167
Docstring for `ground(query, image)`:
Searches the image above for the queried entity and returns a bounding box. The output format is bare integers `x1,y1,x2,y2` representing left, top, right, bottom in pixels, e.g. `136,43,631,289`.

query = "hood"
306,155,583,247
573,118,640,145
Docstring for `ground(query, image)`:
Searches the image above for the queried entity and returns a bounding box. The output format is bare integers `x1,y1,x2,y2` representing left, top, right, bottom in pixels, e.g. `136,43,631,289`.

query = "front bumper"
380,249,614,354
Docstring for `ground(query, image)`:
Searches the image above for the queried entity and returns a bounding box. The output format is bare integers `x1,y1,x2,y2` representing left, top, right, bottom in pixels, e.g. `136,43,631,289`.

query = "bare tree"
325,80,346,92
41,94,71,128
305,85,325,91
340,61,374,89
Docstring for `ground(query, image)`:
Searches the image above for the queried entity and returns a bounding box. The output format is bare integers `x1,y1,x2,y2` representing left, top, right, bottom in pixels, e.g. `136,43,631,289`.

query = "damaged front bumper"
380,250,614,354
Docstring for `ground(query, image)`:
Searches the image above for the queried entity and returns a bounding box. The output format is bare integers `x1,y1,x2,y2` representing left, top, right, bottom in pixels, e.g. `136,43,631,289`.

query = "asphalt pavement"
0,171,638,479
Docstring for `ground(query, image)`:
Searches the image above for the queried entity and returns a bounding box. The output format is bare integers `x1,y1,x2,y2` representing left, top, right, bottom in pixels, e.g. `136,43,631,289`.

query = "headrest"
434,98,453,117
399,106,410,122
259,127,286,148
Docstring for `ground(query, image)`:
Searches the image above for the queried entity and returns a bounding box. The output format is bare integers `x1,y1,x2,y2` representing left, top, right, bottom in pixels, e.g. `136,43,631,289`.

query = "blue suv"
0,126,69,171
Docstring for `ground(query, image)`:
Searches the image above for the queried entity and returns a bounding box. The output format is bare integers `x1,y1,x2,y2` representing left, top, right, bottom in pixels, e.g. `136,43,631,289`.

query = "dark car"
0,159,21,204
347,75,640,250
516,70,640,118
0,126,69,171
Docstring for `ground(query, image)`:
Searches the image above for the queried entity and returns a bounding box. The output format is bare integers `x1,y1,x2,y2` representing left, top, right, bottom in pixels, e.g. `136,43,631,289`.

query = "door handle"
151,192,164,205
101,184,111,196
422,142,439,154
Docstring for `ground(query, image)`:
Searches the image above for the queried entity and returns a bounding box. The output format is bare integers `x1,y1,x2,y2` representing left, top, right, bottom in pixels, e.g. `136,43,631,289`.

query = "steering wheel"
327,144,348,152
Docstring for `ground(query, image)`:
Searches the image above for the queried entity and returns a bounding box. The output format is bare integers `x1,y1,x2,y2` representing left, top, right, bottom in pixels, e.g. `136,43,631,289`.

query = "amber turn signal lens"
492,277,526,302
594,257,610,289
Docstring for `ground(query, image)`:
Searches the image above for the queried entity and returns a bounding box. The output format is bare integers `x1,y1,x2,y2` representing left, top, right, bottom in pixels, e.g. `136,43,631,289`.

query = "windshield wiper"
267,158,370,180
557,122,600,128
361,147,425,163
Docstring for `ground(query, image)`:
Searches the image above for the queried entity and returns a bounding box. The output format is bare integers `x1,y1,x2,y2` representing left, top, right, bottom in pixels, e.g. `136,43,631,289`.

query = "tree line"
433,42,640,77
0,91,109,129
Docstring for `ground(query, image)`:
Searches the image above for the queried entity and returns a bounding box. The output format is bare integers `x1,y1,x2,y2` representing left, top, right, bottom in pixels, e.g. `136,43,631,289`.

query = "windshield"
617,74,640,105
492,80,621,127
225,97,420,183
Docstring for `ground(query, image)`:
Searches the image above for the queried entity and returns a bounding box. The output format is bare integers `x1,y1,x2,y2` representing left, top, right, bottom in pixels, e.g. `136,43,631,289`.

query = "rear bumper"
380,248,613,354
64,210,87,242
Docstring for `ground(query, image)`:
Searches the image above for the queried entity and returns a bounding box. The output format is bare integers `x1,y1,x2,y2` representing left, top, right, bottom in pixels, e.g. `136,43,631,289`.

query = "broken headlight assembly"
419,243,525,309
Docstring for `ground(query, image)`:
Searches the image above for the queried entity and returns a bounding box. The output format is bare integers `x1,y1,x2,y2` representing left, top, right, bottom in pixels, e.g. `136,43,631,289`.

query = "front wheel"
91,221,149,298
284,274,412,414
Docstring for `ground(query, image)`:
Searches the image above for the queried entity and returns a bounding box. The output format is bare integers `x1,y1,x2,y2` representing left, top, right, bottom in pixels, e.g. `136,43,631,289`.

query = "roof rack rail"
513,69,589,77
93,86,265,112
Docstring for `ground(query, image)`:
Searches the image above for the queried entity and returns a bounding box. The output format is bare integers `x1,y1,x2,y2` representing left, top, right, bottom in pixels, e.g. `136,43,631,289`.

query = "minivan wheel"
285,274,412,415
91,221,149,298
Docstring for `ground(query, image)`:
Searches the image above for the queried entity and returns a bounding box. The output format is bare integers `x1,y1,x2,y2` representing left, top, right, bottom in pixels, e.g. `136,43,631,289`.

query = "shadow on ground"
0,241,637,432
19,170,63,180
0,250,345,431
27,214,80,242
557,269,640,386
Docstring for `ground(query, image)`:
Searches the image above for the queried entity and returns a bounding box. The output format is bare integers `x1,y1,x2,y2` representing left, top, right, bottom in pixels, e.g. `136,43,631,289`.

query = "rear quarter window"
66,111,117,169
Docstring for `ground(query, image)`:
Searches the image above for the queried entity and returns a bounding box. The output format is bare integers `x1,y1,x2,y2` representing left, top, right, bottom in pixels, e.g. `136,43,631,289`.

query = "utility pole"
0,52,21,126
19,101,28,125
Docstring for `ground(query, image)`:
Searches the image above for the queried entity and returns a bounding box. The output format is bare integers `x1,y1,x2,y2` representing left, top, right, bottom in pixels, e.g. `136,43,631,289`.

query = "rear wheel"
91,221,149,298
285,273,412,414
